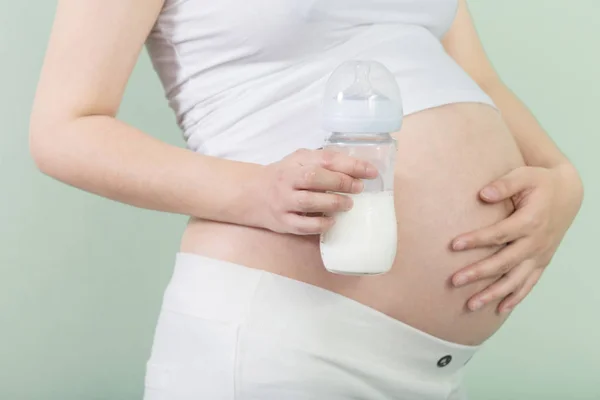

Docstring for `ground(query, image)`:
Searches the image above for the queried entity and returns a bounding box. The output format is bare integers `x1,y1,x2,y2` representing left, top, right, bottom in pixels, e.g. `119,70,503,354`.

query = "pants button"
437,355,452,368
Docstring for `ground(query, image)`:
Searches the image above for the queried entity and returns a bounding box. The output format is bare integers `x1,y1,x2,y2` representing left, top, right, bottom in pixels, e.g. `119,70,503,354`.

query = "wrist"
234,164,271,230
187,157,269,228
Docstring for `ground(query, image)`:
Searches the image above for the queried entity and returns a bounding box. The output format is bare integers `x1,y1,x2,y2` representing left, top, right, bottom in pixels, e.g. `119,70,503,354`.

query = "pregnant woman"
30,0,583,399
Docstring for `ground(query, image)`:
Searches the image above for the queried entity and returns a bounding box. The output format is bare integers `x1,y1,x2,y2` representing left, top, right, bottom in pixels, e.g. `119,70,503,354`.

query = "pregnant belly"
180,102,526,346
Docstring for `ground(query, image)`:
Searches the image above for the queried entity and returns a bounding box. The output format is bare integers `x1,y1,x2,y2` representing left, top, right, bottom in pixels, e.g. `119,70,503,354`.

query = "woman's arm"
441,0,584,313
29,0,263,226
30,0,375,234
443,0,579,172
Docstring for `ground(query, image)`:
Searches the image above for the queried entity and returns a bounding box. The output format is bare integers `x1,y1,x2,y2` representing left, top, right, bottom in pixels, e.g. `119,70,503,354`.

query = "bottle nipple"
340,62,387,102
322,60,403,134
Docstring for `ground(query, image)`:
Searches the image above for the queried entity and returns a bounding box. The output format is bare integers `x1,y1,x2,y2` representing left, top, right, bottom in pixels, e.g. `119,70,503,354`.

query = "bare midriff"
180,102,526,346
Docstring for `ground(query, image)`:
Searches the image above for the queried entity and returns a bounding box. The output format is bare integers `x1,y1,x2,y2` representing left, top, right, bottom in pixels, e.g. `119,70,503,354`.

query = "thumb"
480,167,536,203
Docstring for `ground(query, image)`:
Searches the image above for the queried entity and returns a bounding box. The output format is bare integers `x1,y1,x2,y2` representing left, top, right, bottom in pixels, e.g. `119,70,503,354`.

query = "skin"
442,0,583,313
28,0,375,234
30,0,583,323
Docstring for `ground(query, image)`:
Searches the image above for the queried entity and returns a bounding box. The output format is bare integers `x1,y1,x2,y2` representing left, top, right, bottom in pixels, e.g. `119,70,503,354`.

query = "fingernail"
352,179,364,193
470,299,484,311
366,165,378,177
481,187,500,201
453,240,468,251
454,275,468,287
344,199,354,211
501,305,513,314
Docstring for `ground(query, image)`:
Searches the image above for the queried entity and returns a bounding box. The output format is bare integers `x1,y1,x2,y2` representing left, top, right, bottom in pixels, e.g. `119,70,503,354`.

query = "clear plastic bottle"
319,60,403,275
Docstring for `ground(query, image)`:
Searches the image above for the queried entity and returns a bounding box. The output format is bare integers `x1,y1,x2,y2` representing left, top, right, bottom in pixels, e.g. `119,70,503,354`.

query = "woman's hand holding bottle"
250,149,378,235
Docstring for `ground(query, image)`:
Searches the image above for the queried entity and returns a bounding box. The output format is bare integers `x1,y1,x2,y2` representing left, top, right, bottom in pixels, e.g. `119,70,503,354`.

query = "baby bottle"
319,60,403,275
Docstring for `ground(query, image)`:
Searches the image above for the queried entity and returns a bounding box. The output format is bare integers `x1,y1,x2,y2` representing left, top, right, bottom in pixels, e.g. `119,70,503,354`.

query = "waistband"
164,252,480,382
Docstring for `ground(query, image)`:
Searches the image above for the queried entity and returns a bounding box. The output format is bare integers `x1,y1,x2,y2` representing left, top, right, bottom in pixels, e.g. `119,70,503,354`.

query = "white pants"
143,253,479,400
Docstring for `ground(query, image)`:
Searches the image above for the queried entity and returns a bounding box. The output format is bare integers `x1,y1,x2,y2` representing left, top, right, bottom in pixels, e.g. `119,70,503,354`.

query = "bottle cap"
322,60,403,133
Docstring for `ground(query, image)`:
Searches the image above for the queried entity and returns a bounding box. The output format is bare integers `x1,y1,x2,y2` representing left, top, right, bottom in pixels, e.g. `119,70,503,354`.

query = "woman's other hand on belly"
451,164,584,314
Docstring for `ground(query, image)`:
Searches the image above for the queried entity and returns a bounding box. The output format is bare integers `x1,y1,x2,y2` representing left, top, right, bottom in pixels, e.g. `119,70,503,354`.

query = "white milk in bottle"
319,60,403,275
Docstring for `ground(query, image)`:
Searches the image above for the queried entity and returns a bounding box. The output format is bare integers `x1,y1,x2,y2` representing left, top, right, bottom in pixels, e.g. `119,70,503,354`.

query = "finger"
466,260,536,312
317,150,379,180
291,191,353,214
497,267,544,314
452,240,531,287
479,167,540,203
283,213,335,235
294,166,364,194
452,210,529,251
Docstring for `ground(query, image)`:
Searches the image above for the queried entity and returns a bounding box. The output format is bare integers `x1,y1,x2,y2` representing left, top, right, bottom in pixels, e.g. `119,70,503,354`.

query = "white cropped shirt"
145,0,496,164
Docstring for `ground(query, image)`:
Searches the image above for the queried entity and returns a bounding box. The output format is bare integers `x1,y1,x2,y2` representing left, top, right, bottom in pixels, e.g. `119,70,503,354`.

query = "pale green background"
1,1,598,399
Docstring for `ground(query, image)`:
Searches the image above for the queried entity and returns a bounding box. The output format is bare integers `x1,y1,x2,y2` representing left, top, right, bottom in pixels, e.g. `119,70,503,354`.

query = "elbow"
28,126,47,174
28,117,67,178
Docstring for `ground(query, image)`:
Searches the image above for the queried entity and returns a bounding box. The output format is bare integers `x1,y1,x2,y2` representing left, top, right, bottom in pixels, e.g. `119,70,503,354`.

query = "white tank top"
146,0,496,164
